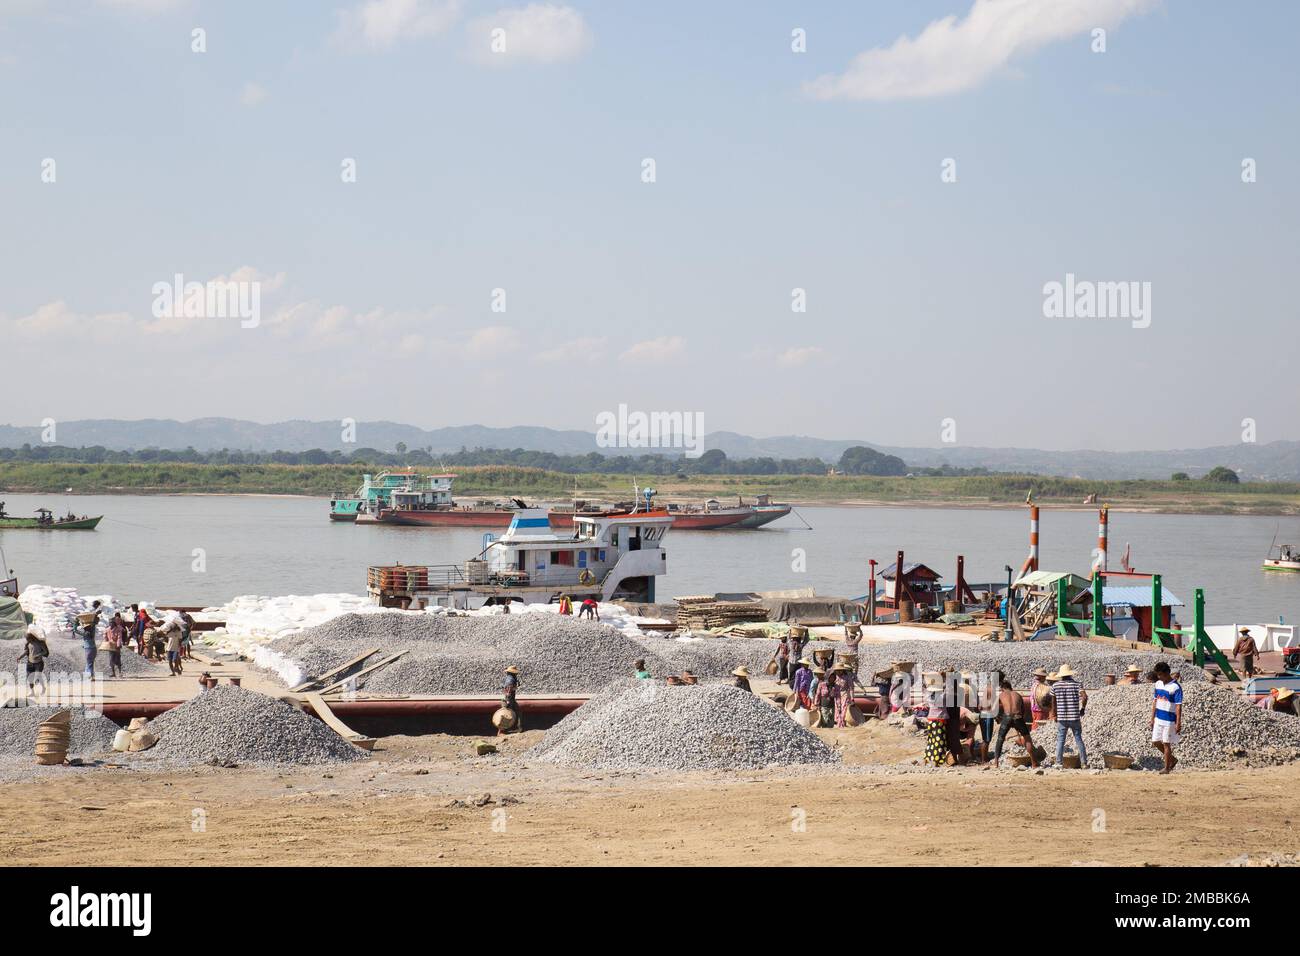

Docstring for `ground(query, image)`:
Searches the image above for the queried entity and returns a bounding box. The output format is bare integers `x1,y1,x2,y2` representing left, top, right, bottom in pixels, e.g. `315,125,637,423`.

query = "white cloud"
535,335,606,362
466,325,519,355
334,0,462,51
240,82,268,107
776,346,824,367
620,336,684,362
467,3,592,66
804,0,1157,102
95,0,186,13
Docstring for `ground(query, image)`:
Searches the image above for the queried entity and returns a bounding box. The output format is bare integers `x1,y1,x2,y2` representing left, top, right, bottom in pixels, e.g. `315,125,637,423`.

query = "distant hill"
1,418,1297,481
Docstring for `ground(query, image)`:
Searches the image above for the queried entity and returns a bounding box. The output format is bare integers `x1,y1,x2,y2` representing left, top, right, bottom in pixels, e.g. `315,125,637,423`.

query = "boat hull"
1263,560,1300,573
381,509,516,528
547,509,750,530
735,505,792,528
0,516,102,530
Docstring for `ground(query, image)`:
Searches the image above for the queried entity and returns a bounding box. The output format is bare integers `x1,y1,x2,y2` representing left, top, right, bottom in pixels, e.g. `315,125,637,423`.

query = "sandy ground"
4,717,1298,867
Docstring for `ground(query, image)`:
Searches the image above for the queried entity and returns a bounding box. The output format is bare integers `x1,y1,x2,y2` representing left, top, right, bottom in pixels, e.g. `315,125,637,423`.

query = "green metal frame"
1054,573,1240,681
1148,574,1238,680
1055,575,1114,638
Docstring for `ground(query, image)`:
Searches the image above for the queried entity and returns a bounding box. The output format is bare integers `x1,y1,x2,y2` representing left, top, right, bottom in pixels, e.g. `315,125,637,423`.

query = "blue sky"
2,0,1296,451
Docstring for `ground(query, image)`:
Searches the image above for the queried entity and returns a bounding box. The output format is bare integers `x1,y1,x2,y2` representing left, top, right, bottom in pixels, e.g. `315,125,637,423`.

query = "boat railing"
367,563,605,592
367,564,468,592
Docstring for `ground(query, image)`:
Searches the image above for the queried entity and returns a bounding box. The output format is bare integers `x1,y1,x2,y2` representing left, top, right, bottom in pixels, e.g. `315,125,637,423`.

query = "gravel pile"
844,638,1205,688
143,686,366,765
1028,684,1300,769
0,706,119,758
530,679,838,771
268,613,778,695
42,639,161,676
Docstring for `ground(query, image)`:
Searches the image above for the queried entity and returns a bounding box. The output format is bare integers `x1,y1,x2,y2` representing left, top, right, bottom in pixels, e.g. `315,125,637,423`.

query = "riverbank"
3,463,1299,514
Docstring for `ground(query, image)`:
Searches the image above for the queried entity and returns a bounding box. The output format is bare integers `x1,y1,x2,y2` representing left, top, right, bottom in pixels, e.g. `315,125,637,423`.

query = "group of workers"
39,602,199,682
554,595,600,621
913,659,1186,773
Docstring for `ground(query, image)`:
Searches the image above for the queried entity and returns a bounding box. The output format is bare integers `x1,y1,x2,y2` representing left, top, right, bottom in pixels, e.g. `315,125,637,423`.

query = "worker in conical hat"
1118,665,1143,685
1273,687,1297,716
792,656,814,710
731,666,752,693
1233,627,1259,678
498,665,522,736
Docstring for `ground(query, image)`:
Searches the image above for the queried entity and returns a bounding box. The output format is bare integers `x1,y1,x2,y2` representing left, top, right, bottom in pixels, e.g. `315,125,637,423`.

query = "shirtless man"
991,678,1038,768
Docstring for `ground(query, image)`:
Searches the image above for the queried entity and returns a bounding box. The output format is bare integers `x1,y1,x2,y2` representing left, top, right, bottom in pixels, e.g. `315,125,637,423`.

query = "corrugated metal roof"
1013,570,1090,589
878,563,942,580
1100,585,1183,608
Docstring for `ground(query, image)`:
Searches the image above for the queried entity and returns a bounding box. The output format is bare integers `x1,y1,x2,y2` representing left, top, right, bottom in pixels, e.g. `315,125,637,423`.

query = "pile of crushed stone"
529,679,839,771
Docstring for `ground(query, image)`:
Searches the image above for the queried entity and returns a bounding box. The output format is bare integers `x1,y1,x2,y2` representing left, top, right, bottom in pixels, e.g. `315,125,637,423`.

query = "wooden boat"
0,508,102,530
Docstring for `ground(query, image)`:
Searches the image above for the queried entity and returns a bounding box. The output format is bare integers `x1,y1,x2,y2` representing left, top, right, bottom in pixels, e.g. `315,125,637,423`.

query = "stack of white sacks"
17,585,172,638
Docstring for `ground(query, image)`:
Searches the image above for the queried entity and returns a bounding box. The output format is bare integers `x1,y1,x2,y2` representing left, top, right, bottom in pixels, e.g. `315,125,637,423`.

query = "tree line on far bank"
0,443,930,477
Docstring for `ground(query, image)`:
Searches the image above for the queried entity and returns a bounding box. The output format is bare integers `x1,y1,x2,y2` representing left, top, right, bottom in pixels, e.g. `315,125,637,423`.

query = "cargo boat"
331,472,520,527
733,494,792,528
549,492,751,530
329,471,445,522
0,508,102,530
368,506,671,609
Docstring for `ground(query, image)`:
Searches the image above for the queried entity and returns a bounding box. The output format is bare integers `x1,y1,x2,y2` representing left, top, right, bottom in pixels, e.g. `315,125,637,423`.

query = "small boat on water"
0,507,102,531
1263,542,1300,573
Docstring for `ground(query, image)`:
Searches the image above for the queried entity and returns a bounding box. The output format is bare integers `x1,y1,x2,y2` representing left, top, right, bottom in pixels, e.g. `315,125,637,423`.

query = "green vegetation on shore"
2,462,1298,514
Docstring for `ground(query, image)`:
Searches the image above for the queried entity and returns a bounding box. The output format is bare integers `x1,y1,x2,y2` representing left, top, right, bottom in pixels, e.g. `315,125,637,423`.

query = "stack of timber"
674,595,769,631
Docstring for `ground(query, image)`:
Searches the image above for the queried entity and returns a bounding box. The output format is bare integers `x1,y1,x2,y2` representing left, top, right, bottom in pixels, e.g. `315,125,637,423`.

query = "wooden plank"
290,647,380,693
317,651,408,695
303,693,376,750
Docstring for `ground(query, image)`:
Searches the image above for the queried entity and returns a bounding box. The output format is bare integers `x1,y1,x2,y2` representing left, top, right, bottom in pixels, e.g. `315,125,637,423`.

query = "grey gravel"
269,613,780,695
1,637,161,683
137,685,366,765
529,679,838,771
1025,684,1300,769
0,705,119,758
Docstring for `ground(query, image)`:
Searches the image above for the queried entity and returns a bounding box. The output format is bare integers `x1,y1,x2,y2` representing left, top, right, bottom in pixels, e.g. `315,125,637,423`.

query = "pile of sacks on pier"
16,586,177,639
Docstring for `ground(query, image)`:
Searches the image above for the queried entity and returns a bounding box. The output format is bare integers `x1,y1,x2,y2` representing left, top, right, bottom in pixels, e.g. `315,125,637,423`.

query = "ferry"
329,471,439,522
367,506,671,609
330,472,518,527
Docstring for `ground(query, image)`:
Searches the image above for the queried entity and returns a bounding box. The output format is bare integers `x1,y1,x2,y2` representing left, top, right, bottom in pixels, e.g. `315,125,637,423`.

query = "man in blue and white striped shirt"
1149,661,1182,774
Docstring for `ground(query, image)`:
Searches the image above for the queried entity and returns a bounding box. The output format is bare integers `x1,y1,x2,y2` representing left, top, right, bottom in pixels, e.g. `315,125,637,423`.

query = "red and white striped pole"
1095,505,1108,573
1028,505,1039,573
1020,504,1040,576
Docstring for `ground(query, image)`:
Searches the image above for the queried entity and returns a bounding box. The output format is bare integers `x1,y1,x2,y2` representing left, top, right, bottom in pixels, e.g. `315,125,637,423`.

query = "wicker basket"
1102,752,1133,770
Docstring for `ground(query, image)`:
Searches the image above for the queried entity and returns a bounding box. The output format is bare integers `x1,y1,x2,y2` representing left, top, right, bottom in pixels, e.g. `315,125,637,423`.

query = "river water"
1,494,1296,626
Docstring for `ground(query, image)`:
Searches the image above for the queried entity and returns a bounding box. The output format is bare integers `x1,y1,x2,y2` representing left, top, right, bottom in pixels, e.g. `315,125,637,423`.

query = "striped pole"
1096,505,1108,573
1018,505,1040,577
1028,505,1039,573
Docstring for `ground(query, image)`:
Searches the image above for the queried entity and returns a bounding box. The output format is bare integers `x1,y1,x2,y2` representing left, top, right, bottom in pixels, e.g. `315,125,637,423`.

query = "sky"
1,0,1297,452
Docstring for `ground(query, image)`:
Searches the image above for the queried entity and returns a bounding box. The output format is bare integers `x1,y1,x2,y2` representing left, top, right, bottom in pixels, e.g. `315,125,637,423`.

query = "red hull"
381,509,516,528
